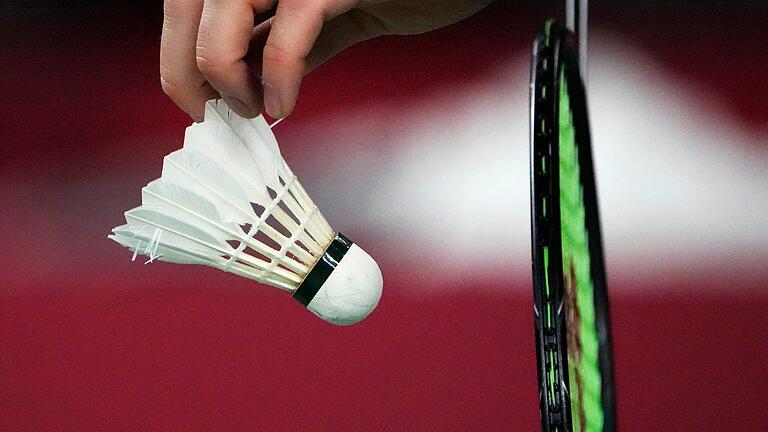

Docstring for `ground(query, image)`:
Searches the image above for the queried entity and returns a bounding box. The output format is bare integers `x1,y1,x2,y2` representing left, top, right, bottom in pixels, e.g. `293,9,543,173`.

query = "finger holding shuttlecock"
109,100,383,325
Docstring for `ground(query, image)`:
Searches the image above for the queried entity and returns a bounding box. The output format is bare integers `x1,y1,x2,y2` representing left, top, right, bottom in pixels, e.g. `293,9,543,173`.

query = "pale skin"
160,0,493,121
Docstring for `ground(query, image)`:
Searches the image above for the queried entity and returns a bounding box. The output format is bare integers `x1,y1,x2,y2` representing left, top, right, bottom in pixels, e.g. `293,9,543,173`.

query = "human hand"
160,0,493,121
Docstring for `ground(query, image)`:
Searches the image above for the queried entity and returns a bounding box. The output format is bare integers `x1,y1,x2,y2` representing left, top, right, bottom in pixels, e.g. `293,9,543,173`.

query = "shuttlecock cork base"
293,233,383,325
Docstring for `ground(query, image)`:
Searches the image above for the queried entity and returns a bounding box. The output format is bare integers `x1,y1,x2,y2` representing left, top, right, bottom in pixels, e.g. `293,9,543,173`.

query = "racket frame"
529,21,617,432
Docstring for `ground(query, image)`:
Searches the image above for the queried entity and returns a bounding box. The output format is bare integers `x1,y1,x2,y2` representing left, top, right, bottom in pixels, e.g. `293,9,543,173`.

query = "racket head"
529,20,617,432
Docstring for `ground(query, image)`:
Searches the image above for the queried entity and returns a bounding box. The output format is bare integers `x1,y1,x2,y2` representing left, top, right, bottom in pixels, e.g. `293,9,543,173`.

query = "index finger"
160,0,218,121
196,0,276,117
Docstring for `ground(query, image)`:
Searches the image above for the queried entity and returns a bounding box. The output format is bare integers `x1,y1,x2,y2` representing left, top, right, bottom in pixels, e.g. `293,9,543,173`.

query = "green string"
559,66,604,432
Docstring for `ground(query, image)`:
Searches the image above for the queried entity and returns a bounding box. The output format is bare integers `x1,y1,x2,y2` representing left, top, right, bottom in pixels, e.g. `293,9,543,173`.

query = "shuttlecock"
109,100,382,325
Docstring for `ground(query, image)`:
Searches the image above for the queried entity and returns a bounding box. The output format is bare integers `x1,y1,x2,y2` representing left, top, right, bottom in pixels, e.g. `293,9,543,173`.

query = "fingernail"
263,84,284,119
222,95,256,118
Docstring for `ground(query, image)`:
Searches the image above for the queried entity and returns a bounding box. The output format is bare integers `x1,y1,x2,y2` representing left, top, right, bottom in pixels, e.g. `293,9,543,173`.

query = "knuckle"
195,42,235,76
194,26,217,71
195,52,221,75
262,41,293,66
160,75,181,98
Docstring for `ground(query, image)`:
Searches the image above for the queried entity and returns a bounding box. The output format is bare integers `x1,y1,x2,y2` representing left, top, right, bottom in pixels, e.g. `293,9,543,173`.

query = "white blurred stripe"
286,34,768,287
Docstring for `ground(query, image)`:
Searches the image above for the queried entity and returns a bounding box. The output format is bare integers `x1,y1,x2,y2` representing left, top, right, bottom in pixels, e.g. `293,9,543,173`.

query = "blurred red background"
1,1,767,430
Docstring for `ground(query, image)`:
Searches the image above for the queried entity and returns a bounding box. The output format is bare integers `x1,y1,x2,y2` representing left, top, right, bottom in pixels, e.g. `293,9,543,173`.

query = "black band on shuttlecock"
292,233,353,307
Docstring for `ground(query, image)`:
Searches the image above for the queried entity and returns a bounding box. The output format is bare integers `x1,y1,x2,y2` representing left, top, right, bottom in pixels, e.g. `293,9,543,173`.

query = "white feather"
110,100,333,291
199,103,281,190
161,148,256,224
110,223,213,266
181,123,326,252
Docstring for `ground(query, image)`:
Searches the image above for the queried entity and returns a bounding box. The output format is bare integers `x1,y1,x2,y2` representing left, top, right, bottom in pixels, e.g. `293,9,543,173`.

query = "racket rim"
529,19,617,432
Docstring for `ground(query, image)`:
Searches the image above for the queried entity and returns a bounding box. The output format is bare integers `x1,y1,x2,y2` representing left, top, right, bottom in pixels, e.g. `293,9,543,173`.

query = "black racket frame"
529,21,617,432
